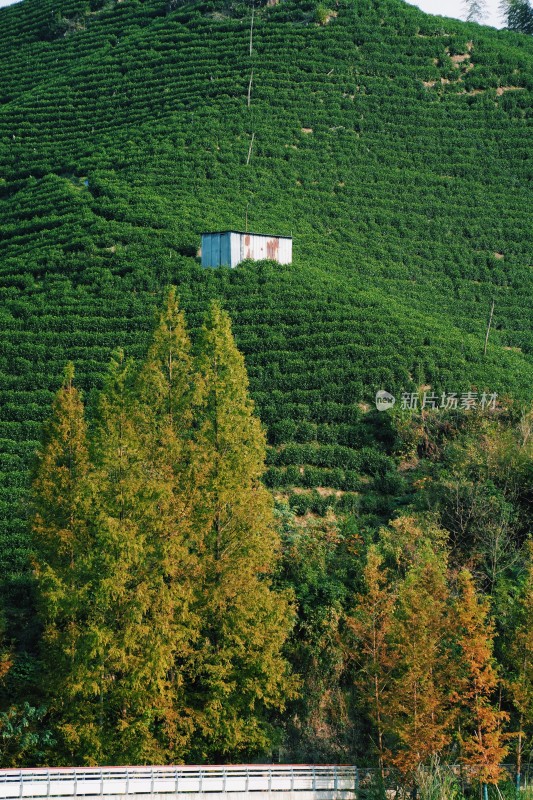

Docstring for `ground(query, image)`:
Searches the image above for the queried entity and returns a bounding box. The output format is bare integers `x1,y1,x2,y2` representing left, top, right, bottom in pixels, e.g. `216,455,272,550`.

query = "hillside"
0,0,532,643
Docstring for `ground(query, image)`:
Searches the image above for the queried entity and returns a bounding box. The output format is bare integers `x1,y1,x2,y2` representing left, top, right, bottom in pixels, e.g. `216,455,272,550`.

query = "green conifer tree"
128,288,202,760
31,295,298,764
134,287,199,557
185,300,297,761
88,348,190,764
346,545,398,775
86,290,202,762
31,365,96,763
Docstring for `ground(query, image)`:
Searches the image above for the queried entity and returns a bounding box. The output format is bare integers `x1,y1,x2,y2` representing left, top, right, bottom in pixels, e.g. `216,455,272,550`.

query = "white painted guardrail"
0,765,359,799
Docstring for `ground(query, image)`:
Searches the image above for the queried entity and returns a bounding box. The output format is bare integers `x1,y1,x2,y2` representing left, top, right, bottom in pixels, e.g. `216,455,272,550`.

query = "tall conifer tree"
452,569,508,784
31,294,297,764
186,300,297,760
129,288,202,760
135,287,200,580
88,348,192,764
386,545,453,776
347,545,398,775
350,519,455,776
31,365,96,762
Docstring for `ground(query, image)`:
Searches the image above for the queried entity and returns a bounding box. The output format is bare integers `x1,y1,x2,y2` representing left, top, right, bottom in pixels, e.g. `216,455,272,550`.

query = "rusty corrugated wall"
201,231,292,268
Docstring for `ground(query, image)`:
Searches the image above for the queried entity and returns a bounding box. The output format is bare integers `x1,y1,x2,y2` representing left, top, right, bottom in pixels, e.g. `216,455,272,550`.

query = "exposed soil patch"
399,458,420,472
451,53,470,66
496,86,524,95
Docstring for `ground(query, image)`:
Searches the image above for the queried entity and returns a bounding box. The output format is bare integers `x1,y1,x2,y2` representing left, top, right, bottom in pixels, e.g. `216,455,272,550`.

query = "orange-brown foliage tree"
346,545,398,774
452,569,508,785
386,543,454,778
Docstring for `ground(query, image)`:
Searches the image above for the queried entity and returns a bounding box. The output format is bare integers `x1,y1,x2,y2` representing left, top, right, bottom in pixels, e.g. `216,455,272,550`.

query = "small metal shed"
201,231,292,268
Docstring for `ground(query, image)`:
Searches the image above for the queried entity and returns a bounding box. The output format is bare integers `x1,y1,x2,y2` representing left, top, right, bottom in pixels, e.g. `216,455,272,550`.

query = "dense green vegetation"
3,292,532,783
28,292,296,764
0,0,531,774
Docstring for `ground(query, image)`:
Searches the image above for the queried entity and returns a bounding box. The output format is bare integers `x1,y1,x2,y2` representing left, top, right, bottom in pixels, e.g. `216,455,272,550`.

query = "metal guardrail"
0,765,358,799
2,763,530,799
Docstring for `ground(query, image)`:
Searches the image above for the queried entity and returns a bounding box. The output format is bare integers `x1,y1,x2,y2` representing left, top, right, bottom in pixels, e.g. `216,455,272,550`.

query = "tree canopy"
30,290,295,765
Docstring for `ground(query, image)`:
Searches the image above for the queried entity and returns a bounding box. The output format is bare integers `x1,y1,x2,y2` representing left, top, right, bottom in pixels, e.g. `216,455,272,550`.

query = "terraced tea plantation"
0,0,532,626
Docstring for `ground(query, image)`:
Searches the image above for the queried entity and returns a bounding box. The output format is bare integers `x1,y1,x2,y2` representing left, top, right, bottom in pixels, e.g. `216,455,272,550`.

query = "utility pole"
249,2,255,56
247,68,253,108
246,132,255,165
